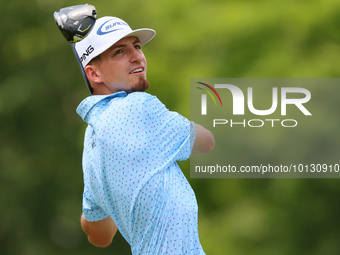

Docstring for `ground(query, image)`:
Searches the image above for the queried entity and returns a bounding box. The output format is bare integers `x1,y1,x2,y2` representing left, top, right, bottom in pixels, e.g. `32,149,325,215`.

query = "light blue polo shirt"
76,92,205,254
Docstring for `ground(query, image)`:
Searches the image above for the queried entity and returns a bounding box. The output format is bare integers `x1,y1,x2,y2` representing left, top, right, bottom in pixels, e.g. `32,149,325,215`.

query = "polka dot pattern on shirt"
76,92,204,254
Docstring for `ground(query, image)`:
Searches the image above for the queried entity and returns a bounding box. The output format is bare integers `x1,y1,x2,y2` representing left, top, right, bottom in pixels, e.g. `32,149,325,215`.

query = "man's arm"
192,124,215,154
81,213,118,247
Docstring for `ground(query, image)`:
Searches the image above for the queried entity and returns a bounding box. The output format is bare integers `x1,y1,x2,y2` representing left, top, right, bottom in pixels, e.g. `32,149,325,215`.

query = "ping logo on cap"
97,18,129,35
79,45,94,63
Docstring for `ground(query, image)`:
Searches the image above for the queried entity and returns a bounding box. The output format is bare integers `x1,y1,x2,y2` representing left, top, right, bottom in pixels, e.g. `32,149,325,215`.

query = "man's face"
92,36,149,94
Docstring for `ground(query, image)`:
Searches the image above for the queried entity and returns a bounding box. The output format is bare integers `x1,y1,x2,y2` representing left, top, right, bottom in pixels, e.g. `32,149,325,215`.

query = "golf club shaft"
71,43,92,94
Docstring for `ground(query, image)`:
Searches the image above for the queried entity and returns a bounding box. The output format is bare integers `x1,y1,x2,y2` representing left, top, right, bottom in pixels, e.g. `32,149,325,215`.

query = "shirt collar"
76,91,127,122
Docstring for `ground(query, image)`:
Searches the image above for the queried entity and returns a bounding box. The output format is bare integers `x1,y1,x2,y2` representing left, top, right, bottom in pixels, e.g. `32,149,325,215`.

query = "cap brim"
125,28,156,46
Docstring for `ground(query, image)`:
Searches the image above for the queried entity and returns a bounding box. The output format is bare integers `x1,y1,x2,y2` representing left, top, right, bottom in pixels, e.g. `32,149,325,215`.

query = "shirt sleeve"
82,188,108,222
141,94,196,162
189,120,197,153
93,92,197,173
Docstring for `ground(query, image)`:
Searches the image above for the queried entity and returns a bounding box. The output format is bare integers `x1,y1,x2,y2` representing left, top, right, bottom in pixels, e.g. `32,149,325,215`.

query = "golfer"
75,16,215,254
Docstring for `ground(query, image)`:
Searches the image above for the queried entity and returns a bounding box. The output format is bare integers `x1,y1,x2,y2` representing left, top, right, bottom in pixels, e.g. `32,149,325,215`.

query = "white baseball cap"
75,16,156,67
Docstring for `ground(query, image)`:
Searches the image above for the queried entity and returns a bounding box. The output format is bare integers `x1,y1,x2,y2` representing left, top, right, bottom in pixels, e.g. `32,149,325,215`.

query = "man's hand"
81,214,118,247
192,124,215,154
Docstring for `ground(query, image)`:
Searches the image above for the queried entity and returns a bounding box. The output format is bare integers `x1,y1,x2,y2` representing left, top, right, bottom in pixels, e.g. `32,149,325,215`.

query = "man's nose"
129,48,143,62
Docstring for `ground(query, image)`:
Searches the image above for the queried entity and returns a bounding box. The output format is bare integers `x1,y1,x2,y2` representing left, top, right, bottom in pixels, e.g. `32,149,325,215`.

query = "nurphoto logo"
195,81,312,128
190,78,340,179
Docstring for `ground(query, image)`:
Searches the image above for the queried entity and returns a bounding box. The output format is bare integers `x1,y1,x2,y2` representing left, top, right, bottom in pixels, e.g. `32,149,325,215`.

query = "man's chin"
130,77,150,93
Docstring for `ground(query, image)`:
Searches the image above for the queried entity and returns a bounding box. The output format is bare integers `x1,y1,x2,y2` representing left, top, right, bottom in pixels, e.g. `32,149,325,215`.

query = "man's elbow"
88,235,114,248
208,137,215,153
193,130,215,154
81,214,117,248
203,131,215,153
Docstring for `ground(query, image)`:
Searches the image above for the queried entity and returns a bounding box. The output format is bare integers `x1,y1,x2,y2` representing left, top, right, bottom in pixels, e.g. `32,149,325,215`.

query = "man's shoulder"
125,92,156,101
101,92,163,117
77,91,127,121
123,92,164,108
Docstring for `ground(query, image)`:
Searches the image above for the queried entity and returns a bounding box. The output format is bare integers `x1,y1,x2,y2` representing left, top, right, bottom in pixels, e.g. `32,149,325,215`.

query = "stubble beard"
130,76,150,93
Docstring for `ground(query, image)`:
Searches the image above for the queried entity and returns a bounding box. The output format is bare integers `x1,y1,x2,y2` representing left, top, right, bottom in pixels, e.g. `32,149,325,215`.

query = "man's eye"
134,45,142,50
114,49,123,55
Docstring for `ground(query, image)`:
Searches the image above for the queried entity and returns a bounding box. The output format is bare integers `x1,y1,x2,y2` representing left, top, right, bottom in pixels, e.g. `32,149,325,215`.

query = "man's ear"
84,65,103,84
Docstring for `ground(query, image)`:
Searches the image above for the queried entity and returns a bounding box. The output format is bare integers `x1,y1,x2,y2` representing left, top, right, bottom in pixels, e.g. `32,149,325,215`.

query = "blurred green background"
1,0,340,254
